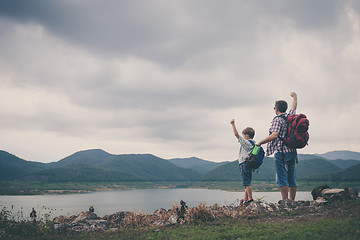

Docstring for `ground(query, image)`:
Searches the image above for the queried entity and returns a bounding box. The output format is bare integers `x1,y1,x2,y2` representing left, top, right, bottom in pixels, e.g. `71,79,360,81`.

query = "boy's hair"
242,127,255,139
275,100,288,113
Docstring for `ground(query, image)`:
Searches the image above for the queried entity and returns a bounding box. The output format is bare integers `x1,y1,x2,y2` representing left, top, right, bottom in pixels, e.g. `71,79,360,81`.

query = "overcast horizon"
1,0,360,163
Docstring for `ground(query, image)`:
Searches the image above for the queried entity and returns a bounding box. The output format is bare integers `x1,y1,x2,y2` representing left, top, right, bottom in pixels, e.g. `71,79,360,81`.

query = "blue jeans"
239,162,252,187
274,152,298,188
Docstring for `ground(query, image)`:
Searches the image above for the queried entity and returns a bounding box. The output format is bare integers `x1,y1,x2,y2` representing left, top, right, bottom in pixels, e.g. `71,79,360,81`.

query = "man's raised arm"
291,92,297,110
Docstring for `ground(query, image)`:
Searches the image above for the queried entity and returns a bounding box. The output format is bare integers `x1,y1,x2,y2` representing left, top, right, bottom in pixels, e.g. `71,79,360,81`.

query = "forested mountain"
200,158,342,181
168,157,226,174
100,154,200,181
1,149,359,182
316,150,360,160
5,150,200,182
305,163,360,182
18,164,145,182
0,151,47,181
328,159,360,169
199,157,275,181
49,149,113,167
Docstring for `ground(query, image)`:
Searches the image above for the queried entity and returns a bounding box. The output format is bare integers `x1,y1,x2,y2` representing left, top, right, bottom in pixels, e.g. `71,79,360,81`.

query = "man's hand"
230,119,235,125
290,92,297,99
257,132,279,146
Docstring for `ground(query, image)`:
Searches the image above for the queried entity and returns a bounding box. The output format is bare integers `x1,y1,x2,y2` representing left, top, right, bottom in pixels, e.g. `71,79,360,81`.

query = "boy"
230,119,255,204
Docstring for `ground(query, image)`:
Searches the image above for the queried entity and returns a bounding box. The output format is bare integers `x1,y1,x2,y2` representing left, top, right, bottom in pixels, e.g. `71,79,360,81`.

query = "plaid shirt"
266,109,297,156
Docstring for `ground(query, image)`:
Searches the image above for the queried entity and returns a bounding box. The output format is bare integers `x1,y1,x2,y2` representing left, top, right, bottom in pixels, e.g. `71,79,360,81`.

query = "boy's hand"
230,119,235,125
290,92,297,99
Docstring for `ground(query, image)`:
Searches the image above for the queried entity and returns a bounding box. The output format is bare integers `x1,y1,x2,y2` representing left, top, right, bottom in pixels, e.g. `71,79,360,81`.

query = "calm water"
0,189,312,218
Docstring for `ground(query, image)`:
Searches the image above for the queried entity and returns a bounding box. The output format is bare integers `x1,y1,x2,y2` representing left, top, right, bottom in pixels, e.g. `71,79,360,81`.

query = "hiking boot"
278,199,295,208
244,198,254,204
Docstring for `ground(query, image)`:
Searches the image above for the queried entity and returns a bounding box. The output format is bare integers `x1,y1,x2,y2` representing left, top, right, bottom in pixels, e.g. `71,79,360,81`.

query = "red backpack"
279,114,309,149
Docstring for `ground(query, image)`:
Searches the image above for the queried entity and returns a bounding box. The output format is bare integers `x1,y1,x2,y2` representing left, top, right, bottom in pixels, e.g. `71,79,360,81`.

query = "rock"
311,185,330,200
102,211,128,224
322,188,351,202
245,202,279,214
72,211,99,223
87,219,109,231
169,215,177,224
314,197,328,205
311,186,359,203
346,188,359,200
53,215,76,224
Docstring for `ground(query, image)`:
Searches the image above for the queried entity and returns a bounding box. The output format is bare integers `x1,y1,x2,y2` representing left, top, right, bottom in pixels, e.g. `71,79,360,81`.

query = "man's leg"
275,152,289,200
280,185,289,200
286,152,298,201
289,187,296,201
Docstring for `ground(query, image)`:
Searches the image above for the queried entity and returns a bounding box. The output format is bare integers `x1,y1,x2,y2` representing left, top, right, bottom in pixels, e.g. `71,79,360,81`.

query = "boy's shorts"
239,162,252,187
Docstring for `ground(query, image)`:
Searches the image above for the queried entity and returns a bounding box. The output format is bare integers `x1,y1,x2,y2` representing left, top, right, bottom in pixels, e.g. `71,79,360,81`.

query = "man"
257,92,298,202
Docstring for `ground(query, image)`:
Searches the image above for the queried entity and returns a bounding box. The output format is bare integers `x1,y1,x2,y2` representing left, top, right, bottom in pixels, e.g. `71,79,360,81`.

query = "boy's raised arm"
230,119,240,139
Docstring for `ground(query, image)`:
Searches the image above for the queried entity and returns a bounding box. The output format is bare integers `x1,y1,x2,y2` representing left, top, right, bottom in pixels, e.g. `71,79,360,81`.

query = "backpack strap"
275,113,289,153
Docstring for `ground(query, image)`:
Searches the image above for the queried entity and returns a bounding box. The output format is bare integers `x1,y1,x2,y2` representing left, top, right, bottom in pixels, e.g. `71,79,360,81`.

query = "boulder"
72,211,99,223
311,185,330,200
311,186,358,203
346,188,359,200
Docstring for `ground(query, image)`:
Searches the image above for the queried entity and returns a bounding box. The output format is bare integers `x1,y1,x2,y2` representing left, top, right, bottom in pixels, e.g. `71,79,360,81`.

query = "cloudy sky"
0,0,359,163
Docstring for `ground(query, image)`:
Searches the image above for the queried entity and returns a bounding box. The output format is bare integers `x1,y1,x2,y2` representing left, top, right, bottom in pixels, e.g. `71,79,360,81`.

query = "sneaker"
244,198,254,204
278,199,294,208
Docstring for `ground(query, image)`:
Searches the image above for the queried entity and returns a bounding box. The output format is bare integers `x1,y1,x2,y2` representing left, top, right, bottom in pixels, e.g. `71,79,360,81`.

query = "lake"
0,189,312,218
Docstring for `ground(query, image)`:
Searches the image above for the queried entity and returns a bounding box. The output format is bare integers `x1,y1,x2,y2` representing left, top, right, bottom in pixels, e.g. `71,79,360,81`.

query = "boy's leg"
244,190,249,200
240,162,252,200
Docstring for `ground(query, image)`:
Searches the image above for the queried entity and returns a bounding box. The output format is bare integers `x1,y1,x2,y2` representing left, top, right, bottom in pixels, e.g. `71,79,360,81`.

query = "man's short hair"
275,100,288,113
242,127,255,139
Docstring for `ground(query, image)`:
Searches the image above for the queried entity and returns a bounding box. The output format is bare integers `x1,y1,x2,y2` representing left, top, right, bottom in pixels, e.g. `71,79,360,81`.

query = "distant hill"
298,154,326,160
168,157,226,175
13,150,200,182
18,164,145,182
49,149,113,167
200,157,275,181
101,154,200,181
0,151,47,181
316,151,360,161
1,149,359,183
305,163,360,181
328,159,360,169
296,159,341,180
200,158,341,182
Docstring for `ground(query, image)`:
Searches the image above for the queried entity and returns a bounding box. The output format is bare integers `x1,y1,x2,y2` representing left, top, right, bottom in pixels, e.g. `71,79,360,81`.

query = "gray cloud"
0,0,346,68
0,0,359,162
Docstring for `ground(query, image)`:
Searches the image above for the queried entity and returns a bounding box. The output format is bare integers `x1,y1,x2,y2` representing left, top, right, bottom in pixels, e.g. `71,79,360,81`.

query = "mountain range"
1,149,360,182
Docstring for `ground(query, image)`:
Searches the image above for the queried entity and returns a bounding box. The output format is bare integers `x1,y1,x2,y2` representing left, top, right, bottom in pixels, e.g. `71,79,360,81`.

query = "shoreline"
1,180,359,196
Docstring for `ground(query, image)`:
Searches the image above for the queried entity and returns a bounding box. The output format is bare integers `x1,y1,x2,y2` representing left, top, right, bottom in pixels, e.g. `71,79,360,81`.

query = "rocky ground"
51,186,359,232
